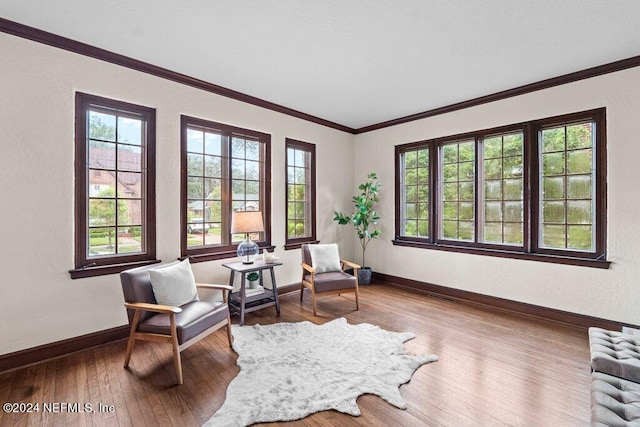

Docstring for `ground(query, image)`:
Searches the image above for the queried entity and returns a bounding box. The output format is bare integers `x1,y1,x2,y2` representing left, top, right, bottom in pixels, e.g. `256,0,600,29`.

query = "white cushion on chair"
148,259,199,307
309,244,342,273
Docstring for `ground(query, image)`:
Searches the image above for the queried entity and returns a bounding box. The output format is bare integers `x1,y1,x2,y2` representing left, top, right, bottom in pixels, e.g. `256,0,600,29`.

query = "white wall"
0,33,355,355
354,66,640,327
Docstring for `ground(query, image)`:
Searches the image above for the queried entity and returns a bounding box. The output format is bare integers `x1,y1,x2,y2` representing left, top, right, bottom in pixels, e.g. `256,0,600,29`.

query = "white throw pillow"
148,259,199,307
309,244,342,273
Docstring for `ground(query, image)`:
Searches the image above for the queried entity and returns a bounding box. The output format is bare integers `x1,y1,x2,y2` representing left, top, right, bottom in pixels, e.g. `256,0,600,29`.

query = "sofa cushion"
148,259,199,307
591,371,640,427
589,327,640,383
138,300,229,344
305,271,356,293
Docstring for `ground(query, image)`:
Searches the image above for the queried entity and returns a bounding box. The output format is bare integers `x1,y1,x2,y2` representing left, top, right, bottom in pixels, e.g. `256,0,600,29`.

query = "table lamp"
231,211,264,264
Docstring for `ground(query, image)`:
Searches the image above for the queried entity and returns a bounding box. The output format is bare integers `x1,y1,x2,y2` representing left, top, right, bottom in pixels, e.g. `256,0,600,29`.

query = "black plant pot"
358,267,372,285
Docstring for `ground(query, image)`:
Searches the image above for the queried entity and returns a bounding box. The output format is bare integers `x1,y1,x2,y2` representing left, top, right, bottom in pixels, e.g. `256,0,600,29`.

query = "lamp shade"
231,211,264,234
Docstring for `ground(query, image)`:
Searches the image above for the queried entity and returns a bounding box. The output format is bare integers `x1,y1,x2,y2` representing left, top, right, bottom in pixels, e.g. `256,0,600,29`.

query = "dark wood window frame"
180,115,273,263
284,138,318,250
70,93,158,279
393,108,609,269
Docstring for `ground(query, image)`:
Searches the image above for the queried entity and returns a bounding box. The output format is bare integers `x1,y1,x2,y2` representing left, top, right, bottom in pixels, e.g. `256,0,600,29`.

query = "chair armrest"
124,302,182,314
301,262,315,274
341,260,361,270
196,283,233,292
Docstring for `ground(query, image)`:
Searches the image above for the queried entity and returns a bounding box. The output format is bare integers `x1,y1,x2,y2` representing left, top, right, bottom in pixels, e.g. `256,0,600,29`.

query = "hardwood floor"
0,282,592,426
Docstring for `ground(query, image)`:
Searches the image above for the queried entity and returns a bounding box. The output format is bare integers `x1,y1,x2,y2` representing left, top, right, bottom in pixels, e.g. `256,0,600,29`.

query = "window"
181,116,271,261
440,139,475,241
394,108,607,268
285,138,317,249
481,131,525,246
71,93,157,279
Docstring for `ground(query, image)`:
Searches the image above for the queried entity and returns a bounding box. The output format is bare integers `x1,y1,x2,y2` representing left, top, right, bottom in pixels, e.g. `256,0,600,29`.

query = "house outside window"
394,108,607,268
285,138,317,250
71,93,157,279
181,116,272,262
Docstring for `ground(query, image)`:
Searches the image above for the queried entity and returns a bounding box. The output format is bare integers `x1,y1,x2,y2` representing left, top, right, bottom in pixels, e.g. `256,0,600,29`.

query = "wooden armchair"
300,244,360,316
120,263,233,385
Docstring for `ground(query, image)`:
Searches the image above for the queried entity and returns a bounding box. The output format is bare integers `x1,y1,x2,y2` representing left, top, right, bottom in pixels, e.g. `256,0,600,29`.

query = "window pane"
204,155,222,178
566,123,593,149
542,224,566,248
484,222,502,243
485,180,502,200
89,111,116,141
567,200,592,224
117,226,142,253
187,129,203,153
187,177,204,199
89,199,115,226
543,177,564,199
117,117,142,145
542,128,565,152
232,159,245,179
204,132,222,155
117,199,142,226
405,168,417,185
485,202,502,222
503,223,523,245
117,145,142,172
246,140,260,161
116,172,141,198
89,170,116,198
89,140,116,170
567,149,592,174
89,227,116,256
567,175,591,199
568,225,593,250
503,178,523,200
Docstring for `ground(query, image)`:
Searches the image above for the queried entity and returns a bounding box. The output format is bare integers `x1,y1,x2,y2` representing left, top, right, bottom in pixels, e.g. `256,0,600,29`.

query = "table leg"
227,270,235,317
239,272,247,326
270,267,280,316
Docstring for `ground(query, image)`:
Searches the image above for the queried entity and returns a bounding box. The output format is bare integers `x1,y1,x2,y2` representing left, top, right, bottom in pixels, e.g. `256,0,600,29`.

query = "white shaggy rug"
204,317,438,426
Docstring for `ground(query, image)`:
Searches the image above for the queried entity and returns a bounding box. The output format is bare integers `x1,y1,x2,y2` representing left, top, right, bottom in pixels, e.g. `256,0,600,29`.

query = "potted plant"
333,172,381,285
246,272,260,289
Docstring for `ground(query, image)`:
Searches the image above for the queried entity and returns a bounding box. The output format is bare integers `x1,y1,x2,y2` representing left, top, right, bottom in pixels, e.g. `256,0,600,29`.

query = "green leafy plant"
333,172,381,268
247,272,260,282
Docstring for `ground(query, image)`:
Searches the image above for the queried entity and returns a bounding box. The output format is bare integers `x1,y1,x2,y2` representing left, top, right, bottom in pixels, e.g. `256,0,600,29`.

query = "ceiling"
2,1,640,130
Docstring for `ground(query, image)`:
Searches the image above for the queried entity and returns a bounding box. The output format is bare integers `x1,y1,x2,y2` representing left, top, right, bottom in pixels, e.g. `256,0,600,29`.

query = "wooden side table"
222,260,282,326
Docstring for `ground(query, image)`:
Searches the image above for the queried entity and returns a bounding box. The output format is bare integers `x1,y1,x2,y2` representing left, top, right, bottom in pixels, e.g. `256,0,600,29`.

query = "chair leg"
355,286,360,311
311,291,317,316
124,310,141,368
300,283,304,302
170,314,183,385
226,312,233,347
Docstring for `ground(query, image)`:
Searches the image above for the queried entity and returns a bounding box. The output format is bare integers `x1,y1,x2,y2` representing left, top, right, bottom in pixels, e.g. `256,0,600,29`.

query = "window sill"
69,259,161,279
392,239,611,269
284,240,320,251
186,245,276,264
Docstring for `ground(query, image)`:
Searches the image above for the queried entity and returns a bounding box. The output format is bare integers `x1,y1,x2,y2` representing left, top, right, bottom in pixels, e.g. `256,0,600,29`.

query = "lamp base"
237,237,259,264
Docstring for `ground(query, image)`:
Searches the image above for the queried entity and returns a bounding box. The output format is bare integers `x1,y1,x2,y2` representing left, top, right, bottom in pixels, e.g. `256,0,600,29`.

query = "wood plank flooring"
0,282,592,426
